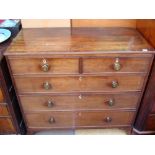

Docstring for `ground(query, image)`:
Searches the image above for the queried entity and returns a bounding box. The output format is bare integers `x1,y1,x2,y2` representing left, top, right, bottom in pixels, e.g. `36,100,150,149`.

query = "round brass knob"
41,63,49,72
49,117,55,124
113,58,121,71
47,100,54,108
41,59,49,72
43,82,52,90
108,98,115,106
105,117,112,123
79,76,82,81
111,80,119,88
78,94,82,99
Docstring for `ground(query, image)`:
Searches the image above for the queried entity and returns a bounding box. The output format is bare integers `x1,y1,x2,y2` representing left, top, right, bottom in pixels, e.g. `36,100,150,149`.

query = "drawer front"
0,118,15,133
26,112,74,128
0,89,4,103
145,114,155,130
83,57,151,73
14,75,145,93
151,102,155,113
9,58,79,74
20,93,139,112
75,111,134,127
0,105,9,116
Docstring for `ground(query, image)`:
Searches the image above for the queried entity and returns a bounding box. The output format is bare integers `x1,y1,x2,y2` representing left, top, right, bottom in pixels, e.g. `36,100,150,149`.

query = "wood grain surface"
5,28,154,55
19,93,140,112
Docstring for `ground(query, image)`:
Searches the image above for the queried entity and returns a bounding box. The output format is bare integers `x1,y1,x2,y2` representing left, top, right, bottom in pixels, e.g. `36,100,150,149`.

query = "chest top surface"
4,28,155,55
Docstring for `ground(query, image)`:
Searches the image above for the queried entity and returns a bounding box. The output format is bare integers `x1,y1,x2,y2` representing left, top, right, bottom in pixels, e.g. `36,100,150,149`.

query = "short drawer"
83,57,151,73
0,104,9,116
20,93,140,112
9,58,79,74
0,89,4,103
0,118,15,133
151,102,155,113
145,114,155,130
75,111,134,127
26,112,73,128
14,75,145,93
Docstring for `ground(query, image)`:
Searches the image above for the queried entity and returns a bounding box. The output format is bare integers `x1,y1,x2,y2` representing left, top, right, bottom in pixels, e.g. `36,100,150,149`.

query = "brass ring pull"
108,98,115,106
105,117,112,123
41,59,49,72
43,82,52,90
49,117,55,124
113,58,121,71
111,80,119,88
47,100,54,108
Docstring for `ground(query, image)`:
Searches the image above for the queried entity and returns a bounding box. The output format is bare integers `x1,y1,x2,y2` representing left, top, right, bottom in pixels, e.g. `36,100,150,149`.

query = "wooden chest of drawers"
5,28,155,134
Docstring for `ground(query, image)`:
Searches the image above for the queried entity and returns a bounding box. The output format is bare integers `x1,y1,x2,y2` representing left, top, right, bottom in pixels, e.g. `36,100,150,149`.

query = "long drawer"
9,57,151,74
25,111,134,129
14,75,145,93
20,93,140,112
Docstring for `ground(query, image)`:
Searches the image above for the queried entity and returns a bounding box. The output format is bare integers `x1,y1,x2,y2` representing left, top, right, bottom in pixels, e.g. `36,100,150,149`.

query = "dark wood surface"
4,28,154,55
145,114,155,130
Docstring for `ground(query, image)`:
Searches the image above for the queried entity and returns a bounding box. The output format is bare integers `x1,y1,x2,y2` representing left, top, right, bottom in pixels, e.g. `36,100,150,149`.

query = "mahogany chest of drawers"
5,28,155,134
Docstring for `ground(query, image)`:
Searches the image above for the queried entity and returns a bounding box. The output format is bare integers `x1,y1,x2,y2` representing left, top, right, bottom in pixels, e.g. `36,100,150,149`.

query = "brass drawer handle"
49,117,55,124
108,98,115,106
113,58,121,71
41,59,49,72
104,117,112,123
43,82,52,90
47,100,54,108
78,94,82,99
111,80,119,88
79,76,82,81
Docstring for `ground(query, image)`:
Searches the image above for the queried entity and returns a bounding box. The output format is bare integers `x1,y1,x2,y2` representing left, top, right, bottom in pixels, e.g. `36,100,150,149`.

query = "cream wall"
21,19,70,28
21,19,136,28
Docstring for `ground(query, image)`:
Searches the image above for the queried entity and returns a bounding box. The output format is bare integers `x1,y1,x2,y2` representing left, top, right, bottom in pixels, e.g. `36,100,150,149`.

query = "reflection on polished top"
5,28,154,55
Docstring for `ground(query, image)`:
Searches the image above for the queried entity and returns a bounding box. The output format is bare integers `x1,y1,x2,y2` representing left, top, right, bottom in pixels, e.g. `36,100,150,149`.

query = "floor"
35,129,127,135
